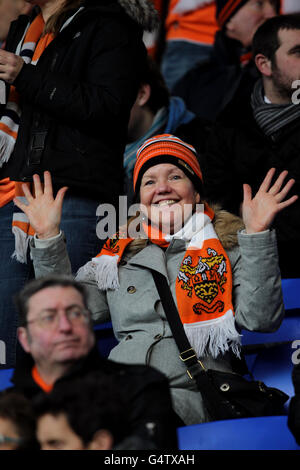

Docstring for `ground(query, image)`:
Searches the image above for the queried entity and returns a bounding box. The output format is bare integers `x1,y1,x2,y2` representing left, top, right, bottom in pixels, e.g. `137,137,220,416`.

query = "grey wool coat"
30,209,285,425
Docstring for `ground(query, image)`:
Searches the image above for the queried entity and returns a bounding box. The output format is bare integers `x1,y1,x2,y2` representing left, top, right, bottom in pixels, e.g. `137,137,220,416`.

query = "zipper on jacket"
50,53,59,71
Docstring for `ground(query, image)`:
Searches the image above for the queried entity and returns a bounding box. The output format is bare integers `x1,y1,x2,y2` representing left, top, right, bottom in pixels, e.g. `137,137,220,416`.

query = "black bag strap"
151,270,250,420
151,269,204,377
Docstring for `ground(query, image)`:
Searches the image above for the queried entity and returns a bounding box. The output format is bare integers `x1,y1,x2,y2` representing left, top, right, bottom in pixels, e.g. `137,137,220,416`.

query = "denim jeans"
0,194,104,369
161,40,213,92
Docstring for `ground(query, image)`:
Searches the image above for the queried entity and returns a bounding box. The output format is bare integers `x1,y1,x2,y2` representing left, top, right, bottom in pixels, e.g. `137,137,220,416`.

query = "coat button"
125,335,132,341
120,260,127,266
220,383,230,392
127,286,136,294
154,334,162,340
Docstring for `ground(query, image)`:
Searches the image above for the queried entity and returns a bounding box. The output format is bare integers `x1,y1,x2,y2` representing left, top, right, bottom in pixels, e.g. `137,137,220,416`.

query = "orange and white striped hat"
216,0,247,28
133,134,203,196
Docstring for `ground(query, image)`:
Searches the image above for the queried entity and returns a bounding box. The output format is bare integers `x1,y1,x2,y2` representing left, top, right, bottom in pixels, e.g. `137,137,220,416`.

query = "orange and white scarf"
0,13,54,262
76,206,241,358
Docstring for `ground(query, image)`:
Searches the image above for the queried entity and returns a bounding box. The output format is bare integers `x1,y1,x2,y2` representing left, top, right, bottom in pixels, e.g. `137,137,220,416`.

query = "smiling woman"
18,133,297,425
135,134,203,234
140,163,200,234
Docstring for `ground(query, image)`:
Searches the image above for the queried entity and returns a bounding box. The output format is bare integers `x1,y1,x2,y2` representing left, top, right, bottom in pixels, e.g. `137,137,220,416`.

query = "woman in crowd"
14,134,297,425
0,0,154,367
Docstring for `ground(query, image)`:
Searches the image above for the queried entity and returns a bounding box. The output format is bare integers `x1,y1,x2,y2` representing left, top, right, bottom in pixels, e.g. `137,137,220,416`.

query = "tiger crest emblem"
177,248,228,315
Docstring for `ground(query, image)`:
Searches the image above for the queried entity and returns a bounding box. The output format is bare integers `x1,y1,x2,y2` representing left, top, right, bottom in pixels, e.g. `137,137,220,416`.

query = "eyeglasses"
26,306,91,330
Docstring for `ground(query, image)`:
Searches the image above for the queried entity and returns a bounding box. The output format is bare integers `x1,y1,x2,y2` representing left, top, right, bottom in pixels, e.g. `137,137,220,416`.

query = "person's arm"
31,233,110,323
232,230,284,332
233,168,298,332
0,16,144,127
14,171,110,323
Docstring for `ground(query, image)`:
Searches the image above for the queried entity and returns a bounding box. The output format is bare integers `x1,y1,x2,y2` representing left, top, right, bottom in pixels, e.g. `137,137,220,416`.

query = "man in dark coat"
202,14,300,278
173,0,279,121
10,275,180,449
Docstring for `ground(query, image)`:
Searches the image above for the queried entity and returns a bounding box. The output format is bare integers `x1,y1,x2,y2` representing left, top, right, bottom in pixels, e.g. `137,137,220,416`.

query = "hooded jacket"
0,0,157,201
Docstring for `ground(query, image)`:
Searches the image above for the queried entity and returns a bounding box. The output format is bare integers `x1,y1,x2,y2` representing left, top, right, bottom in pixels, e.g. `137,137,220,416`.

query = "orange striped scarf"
0,13,54,262
76,206,241,358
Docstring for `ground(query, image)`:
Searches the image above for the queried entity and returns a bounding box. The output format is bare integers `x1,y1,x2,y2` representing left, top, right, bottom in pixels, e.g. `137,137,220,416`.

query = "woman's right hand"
13,171,68,239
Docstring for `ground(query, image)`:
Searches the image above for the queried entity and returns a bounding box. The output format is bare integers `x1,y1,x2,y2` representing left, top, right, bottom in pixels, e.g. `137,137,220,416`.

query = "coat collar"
127,239,186,277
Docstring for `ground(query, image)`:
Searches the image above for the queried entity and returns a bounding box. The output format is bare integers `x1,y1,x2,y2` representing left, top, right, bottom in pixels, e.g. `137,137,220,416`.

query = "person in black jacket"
10,275,179,449
289,362,300,446
34,372,157,450
202,14,300,278
0,0,156,369
173,0,279,121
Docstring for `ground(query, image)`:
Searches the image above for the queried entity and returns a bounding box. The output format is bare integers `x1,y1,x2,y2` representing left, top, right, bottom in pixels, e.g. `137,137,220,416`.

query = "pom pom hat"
133,134,203,197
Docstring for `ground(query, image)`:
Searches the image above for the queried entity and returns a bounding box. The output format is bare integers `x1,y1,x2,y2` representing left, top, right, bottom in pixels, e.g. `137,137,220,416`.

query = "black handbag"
151,269,289,421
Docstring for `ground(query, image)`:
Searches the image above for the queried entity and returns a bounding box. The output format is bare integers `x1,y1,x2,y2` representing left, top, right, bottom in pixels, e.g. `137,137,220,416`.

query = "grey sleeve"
30,233,110,323
231,229,284,332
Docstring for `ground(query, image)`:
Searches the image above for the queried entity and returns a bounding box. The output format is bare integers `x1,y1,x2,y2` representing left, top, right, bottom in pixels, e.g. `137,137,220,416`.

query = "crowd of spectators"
0,0,300,451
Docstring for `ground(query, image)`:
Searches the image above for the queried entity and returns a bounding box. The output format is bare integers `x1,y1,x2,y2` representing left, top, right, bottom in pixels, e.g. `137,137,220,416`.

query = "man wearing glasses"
10,275,179,449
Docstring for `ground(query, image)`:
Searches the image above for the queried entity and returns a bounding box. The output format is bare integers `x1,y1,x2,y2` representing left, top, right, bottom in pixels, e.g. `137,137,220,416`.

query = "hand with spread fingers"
242,168,298,234
13,171,68,239
0,50,24,84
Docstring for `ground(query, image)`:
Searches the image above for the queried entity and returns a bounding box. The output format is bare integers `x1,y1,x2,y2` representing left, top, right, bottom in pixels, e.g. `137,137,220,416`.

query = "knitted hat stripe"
133,136,203,192
218,0,243,26
133,151,199,190
134,145,199,178
136,135,196,158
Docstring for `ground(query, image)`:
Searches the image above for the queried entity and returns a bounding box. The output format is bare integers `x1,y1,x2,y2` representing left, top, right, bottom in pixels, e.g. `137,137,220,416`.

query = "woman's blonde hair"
121,214,148,256
43,0,82,35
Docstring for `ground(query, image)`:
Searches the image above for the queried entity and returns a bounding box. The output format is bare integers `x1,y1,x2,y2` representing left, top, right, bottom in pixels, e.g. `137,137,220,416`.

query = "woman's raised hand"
13,171,68,239
242,168,298,234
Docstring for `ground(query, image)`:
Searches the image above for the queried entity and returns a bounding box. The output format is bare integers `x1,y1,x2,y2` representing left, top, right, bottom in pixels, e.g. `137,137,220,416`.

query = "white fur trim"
183,310,241,359
11,226,32,264
76,255,120,290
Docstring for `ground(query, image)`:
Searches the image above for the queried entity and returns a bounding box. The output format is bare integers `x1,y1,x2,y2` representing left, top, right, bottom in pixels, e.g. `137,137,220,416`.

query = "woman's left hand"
0,50,24,84
242,168,298,234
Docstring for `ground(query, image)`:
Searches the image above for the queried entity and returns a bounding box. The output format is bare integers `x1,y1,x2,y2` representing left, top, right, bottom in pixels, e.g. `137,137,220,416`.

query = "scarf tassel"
11,226,32,264
76,255,120,291
184,310,241,359
0,133,16,168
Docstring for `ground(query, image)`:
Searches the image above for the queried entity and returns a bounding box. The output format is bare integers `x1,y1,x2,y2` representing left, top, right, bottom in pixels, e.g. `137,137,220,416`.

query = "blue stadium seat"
177,416,300,450
94,322,118,357
282,278,300,310
0,368,13,391
249,342,295,413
